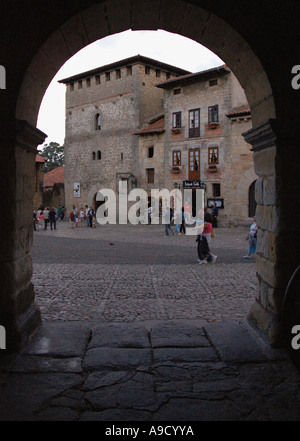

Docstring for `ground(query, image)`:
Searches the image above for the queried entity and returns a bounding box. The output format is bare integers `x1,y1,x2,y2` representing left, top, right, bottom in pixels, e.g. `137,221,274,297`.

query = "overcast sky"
37,30,223,147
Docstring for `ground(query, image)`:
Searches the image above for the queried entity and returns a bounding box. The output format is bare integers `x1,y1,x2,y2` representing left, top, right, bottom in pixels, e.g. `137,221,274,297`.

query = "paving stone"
83,347,153,371
150,320,209,348
85,372,156,411
36,407,79,421
0,373,82,421
8,355,83,373
80,409,152,421
204,320,269,363
88,323,150,349
83,371,134,391
153,347,219,363
23,322,91,358
153,397,241,421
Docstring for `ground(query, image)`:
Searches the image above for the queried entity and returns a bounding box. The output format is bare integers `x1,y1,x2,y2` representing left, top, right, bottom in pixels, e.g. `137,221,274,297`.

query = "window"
208,147,219,164
116,69,121,79
78,80,82,89
145,66,150,75
189,109,200,138
97,150,101,160
105,72,110,81
147,168,155,184
127,66,132,76
95,113,101,130
156,69,161,78
209,79,218,87
172,112,181,128
92,152,96,160
148,146,154,158
212,183,221,197
208,105,219,123
86,78,91,87
95,75,100,84
166,72,171,79
174,88,181,95
172,150,181,166
121,152,124,161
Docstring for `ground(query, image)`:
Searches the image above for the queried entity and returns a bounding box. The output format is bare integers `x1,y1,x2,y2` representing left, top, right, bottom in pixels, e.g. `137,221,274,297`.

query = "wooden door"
188,149,200,180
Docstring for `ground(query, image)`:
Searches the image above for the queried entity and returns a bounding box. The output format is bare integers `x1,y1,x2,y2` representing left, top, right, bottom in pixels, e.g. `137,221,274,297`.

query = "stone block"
255,178,264,204
83,348,153,371
150,320,209,348
204,320,268,363
263,176,277,206
59,14,90,57
106,0,131,34
253,146,276,177
131,0,160,30
81,3,110,44
88,323,150,349
153,347,218,363
256,254,276,288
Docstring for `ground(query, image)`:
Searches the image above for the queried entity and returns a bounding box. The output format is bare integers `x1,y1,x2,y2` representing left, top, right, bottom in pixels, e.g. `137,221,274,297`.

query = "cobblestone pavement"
2,223,300,421
32,222,257,323
1,320,300,421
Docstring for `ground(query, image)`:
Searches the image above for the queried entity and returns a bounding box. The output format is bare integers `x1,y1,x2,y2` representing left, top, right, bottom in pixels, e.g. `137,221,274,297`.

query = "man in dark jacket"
49,207,56,231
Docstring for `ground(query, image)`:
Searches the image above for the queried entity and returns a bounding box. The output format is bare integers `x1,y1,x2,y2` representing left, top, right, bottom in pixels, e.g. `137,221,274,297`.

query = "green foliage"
40,142,64,173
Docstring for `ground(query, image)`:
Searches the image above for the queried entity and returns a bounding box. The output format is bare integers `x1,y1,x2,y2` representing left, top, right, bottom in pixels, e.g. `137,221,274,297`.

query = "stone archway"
1,0,299,352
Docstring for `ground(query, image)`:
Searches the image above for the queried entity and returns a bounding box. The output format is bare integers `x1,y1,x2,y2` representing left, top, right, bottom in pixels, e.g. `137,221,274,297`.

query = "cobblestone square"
32,222,257,323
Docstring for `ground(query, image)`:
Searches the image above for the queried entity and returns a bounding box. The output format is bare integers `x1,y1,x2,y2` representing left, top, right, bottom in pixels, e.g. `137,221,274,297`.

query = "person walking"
85,205,90,227
196,233,217,264
49,207,56,230
33,209,37,231
164,207,174,236
180,207,186,234
211,202,219,227
43,207,49,230
243,216,258,259
69,209,75,229
38,211,44,231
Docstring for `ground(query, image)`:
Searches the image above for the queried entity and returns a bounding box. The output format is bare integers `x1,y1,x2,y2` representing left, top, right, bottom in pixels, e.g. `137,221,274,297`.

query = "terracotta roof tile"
44,166,65,187
35,154,46,163
133,116,165,135
226,105,251,117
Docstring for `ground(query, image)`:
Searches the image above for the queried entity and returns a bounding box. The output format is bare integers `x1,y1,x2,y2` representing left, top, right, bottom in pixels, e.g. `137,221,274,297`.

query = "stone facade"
61,57,255,225
136,66,255,225
59,55,188,214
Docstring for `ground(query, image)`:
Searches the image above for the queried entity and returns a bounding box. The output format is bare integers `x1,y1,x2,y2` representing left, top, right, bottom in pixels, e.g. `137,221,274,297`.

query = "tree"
39,142,64,173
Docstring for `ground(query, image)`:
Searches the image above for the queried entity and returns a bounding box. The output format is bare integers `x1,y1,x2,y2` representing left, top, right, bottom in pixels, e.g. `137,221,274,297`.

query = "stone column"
0,120,47,353
242,119,282,344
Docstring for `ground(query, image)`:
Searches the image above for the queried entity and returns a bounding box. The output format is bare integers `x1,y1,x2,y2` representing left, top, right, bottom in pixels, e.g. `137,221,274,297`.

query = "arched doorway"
1,0,299,352
249,180,257,218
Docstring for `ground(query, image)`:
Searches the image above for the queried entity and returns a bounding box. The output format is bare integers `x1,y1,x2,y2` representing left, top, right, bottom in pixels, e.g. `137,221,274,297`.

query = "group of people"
69,205,96,229
33,205,65,231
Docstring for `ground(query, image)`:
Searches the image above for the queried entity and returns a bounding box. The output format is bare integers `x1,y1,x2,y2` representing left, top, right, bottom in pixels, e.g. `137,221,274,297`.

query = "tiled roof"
44,166,65,187
35,154,46,163
226,105,251,117
156,65,230,88
133,116,165,135
58,55,190,84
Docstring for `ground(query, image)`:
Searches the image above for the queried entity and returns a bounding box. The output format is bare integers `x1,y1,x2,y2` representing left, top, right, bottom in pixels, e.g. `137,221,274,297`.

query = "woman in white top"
243,216,258,258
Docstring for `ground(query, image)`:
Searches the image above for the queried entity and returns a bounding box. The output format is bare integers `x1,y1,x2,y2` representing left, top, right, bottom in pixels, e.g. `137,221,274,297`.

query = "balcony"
206,164,218,172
